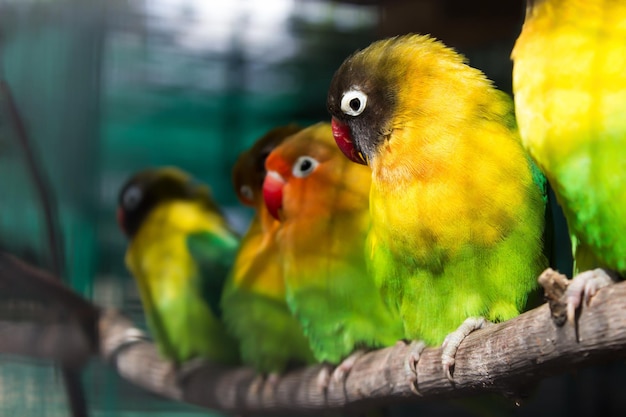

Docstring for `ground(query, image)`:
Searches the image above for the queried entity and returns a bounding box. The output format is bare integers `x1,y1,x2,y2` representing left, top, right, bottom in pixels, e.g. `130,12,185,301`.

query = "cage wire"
0,0,379,415
0,0,601,416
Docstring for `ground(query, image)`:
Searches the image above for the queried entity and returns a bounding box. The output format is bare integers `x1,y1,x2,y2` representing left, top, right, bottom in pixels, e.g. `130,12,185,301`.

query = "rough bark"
3,254,626,416
101,277,626,415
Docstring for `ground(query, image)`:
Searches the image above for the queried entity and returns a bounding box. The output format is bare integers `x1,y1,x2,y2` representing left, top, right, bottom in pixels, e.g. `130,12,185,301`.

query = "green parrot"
512,0,625,321
221,125,316,373
117,167,240,365
327,34,548,378
262,122,404,370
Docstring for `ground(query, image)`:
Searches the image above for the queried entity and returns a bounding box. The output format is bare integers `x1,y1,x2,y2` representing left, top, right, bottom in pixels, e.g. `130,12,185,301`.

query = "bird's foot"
249,373,266,395
314,350,367,398
266,371,280,387
315,363,333,393
263,372,281,395
249,371,282,396
331,349,366,385
566,268,618,324
402,340,426,395
441,317,492,381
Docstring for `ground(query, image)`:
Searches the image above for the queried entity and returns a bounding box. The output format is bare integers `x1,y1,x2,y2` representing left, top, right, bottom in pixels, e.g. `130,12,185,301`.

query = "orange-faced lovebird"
327,34,548,378
262,122,403,370
221,125,316,373
512,0,625,322
118,167,240,365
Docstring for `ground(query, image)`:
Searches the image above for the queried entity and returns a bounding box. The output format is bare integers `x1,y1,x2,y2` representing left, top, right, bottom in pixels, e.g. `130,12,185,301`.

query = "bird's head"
232,124,302,207
262,123,337,221
117,167,217,238
327,38,401,166
328,34,479,168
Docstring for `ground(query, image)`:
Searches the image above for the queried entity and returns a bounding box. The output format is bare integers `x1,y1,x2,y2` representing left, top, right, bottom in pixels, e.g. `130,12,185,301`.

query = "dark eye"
123,186,142,211
240,185,254,201
340,89,368,116
292,156,319,178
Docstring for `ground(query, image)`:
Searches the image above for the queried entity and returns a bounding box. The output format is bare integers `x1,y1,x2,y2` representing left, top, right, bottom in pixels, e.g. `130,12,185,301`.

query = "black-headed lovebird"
118,167,240,364
327,34,548,378
513,0,626,321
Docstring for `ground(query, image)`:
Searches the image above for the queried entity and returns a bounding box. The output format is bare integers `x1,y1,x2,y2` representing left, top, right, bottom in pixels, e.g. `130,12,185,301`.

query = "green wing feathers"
284,251,404,364
221,288,315,373
187,230,239,319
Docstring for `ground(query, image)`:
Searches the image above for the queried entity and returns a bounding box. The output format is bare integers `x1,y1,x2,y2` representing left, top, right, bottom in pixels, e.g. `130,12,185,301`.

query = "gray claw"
441,317,491,381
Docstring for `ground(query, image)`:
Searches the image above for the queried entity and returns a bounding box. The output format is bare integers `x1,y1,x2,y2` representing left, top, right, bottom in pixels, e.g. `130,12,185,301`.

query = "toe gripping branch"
404,340,426,395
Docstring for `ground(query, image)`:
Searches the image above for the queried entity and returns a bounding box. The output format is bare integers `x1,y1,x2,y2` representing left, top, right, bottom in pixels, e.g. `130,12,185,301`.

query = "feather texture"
119,168,240,364
221,125,315,373
328,34,548,345
513,0,626,274
264,123,403,363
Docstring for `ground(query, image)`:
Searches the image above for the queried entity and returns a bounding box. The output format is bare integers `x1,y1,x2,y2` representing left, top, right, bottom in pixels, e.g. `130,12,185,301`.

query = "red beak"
331,117,367,165
263,171,286,220
116,207,128,236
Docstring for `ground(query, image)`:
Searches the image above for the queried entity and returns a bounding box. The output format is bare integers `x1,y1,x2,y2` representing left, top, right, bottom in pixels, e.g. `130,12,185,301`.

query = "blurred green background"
2,0,618,416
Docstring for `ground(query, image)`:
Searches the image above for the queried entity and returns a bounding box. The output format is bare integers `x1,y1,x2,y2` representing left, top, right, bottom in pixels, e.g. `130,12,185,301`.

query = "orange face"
262,122,371,223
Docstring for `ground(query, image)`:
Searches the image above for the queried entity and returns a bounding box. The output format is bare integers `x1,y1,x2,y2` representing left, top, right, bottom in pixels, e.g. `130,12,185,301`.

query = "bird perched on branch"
263,122,403,372
221,125,316,373
118,167,240,365
512,0,626,322
327,34,548,378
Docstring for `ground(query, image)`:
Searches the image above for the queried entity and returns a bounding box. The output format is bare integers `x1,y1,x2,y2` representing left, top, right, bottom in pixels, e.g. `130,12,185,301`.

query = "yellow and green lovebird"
327,34,548,376
513,0,625,320
262,122,403,367
118,167,240,365
221,125,316,373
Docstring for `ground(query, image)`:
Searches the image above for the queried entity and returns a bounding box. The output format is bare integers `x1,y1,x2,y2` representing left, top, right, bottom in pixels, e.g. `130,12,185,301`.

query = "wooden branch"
538,267,570,326
0,252,99,368
3,251,626,415
99,309,183,400
99,277,626,415
0,321,91,367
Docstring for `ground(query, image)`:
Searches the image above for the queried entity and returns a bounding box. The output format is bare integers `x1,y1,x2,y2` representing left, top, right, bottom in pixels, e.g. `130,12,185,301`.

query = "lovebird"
262,122,403,368
221,125,316,373
512,0,626,321
327,34,548,377
118,167,240,365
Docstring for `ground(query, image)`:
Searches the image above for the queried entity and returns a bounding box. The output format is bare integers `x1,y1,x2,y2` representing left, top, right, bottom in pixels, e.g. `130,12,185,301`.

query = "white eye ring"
239,185,254,201
340,89,368,116
292,156,319,178
123,186,142,211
